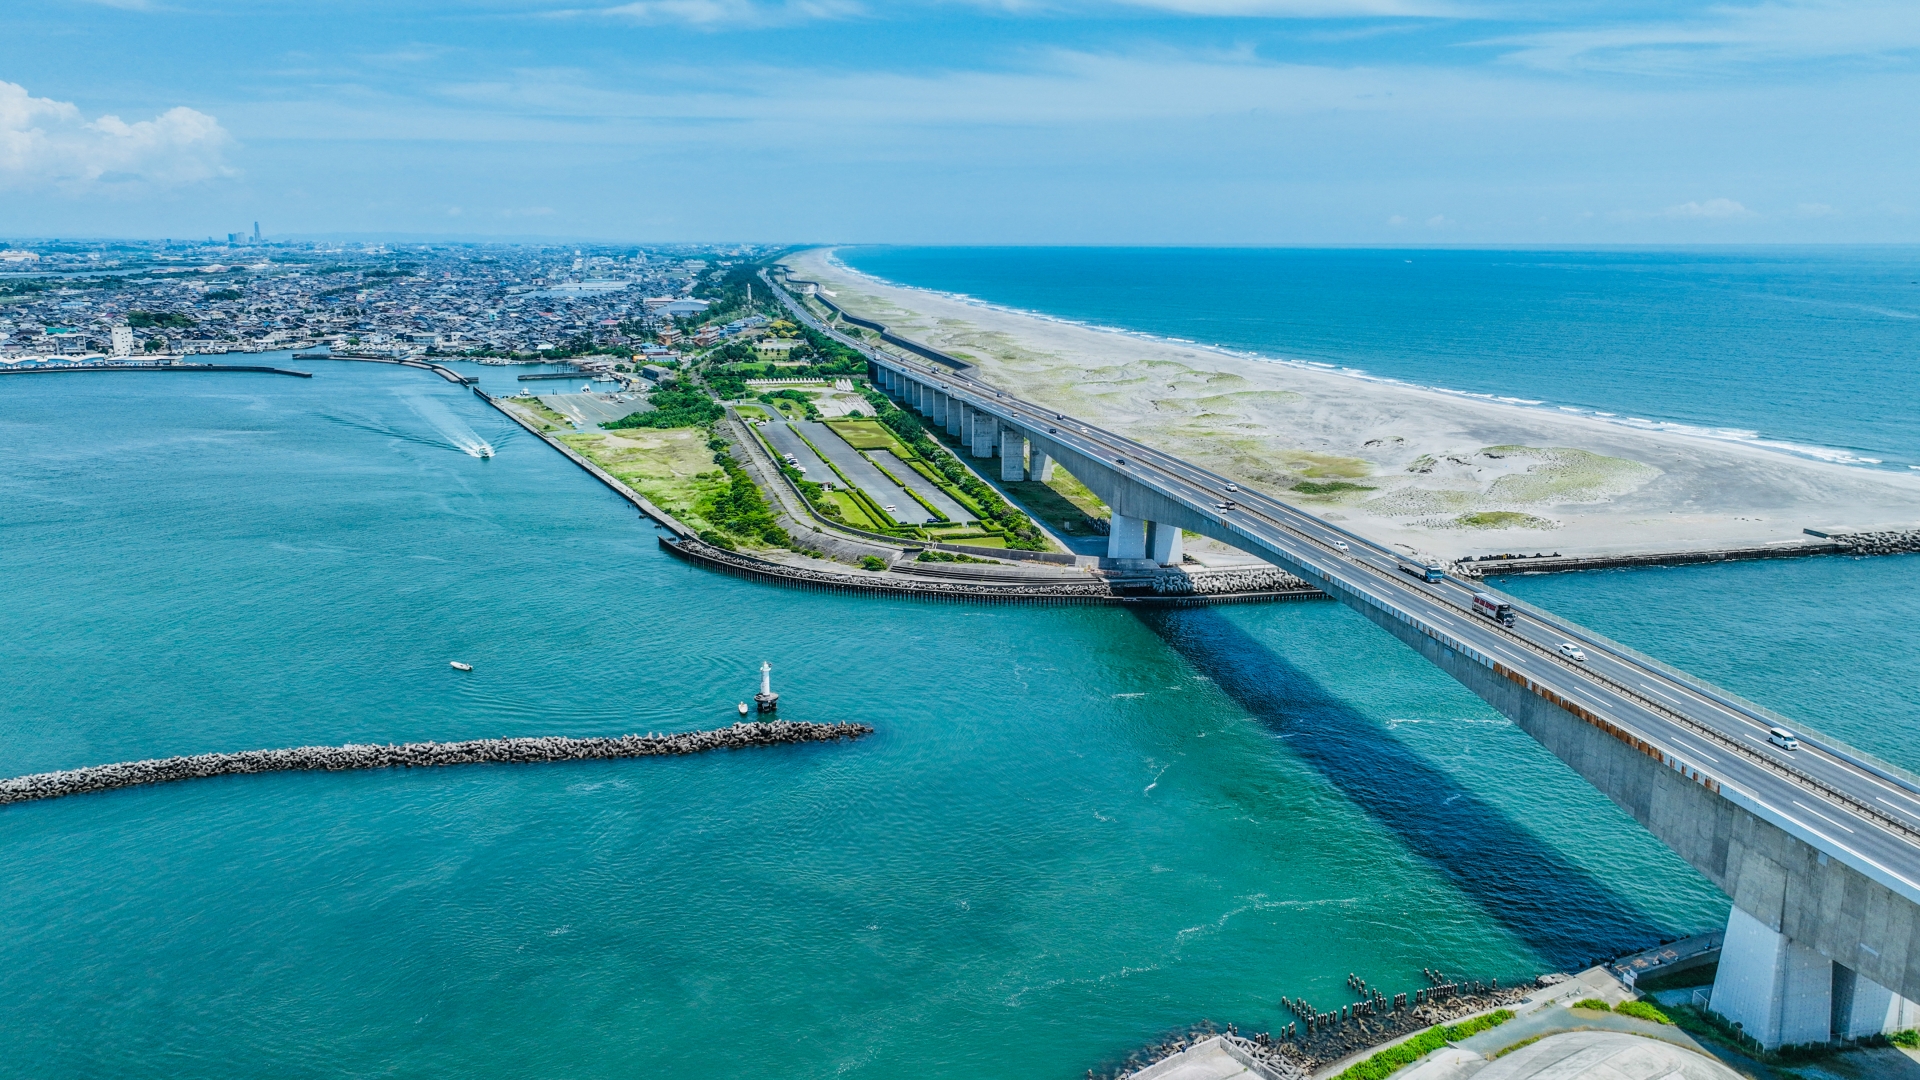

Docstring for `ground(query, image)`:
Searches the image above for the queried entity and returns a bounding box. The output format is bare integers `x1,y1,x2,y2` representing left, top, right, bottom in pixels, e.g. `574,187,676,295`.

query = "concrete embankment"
662,535,1324,607
1465,529,1916,577
0,363,312,378
0,721,873,807
474,388,697,538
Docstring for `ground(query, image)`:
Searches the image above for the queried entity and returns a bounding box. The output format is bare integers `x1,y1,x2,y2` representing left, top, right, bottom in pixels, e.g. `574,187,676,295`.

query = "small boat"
450,661,473,672
737,701,749,717
477,445,493,459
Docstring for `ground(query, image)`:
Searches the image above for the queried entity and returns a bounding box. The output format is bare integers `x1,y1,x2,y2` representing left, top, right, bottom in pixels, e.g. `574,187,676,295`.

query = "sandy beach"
783,248,1920,562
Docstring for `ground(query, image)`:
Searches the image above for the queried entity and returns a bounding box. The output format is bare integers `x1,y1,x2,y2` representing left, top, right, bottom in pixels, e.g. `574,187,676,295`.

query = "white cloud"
584,0,860,27
1663,198,1754,219
0,81,233,193
1109,0,1465,14
1484,0,1920,75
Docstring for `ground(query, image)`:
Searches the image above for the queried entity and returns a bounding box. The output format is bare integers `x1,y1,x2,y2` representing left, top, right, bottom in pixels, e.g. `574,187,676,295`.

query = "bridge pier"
971,411,998,458
1147,521,1184,566
835,353,1920,1023
1108,513,1147,560
944,396,962,436
1710,906,1920,1047
1000,429,1027,481
932,390,949,428
1029,448,1055,482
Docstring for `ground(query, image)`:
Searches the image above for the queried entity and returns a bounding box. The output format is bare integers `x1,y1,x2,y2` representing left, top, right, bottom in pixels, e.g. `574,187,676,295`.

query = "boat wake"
322,391,508,459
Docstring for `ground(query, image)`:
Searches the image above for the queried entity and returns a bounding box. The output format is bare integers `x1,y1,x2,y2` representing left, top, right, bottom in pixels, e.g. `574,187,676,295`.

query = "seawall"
662,535,1324,607
1,721,873,807
474,387,697,538
0,363,313,378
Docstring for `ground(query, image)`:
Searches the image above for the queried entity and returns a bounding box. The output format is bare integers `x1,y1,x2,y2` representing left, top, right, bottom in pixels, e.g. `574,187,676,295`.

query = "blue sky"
3,0,1917,243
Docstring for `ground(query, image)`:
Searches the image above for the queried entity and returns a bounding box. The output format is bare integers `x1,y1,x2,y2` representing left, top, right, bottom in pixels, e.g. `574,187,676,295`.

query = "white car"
1333,541,1350,552
1225,483,1239,492
1557,643,1588,662
1767,727,1801,751
883,504,897,513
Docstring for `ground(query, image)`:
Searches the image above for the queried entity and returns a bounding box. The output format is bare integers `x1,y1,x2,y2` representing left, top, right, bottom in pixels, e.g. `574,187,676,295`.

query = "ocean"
840,247,1920,469
2,243,1916,1078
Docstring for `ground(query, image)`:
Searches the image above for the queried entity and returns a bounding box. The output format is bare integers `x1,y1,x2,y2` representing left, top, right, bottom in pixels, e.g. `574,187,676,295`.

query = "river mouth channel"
0,358,1762,1078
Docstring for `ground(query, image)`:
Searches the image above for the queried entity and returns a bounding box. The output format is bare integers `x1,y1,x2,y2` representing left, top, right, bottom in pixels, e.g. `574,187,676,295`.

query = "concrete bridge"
769,273,1920,1048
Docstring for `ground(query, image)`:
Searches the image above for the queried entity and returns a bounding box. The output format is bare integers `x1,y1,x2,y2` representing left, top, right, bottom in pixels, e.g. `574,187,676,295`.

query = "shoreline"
785,248,1920,563
825,250,1904,474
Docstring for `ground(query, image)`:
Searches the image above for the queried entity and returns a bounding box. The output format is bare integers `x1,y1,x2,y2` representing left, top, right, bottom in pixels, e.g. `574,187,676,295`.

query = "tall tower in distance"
252,222,261,244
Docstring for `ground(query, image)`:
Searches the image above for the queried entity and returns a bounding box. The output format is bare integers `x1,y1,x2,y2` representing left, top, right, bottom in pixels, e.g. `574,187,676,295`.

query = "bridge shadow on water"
1134,605,1677,971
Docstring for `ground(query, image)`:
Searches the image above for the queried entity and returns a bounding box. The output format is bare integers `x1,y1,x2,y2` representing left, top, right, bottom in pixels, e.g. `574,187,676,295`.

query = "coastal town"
0,238,762,364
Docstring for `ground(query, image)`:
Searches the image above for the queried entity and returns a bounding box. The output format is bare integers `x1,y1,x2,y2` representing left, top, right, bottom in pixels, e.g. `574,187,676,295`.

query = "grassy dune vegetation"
562,429,728,530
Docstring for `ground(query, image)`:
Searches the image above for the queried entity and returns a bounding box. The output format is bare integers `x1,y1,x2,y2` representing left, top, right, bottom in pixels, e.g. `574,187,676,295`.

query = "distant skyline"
3,0,1917,244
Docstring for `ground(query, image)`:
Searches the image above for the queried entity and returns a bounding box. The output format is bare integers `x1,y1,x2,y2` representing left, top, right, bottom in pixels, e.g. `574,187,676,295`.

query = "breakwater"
1463,528,1919,577
1825,528,1920,555
475,388,696,538
1097,971,1532,1080
0,721,873,807
663,535,1325,607
0,363,313,378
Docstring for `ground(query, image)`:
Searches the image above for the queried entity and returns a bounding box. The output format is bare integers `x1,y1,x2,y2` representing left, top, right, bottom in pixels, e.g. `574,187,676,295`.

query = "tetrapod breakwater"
0,721,873,807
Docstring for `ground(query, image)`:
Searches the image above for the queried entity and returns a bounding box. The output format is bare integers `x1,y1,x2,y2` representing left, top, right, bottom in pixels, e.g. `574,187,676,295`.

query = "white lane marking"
1878,797,1920,824
1681,742,1722,764
1793,799,1857,834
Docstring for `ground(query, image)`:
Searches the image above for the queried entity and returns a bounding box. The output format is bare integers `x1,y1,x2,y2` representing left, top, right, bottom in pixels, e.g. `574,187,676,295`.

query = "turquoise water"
1498,555,1920,775
0,358,1741,1077
840,247,1920,468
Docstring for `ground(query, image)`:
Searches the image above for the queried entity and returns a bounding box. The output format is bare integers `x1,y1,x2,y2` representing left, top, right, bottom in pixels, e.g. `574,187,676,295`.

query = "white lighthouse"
754,661,779,713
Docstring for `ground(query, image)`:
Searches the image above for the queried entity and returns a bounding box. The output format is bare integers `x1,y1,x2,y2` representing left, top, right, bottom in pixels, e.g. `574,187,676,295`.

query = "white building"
111,326,135,357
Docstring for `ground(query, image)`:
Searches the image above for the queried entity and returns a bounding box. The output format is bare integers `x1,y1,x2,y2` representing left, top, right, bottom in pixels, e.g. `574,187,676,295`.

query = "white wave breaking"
824,250,1904,472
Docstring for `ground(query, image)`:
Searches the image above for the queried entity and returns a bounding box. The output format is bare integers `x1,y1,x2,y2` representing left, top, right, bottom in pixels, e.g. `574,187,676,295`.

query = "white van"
1767,727,1801,751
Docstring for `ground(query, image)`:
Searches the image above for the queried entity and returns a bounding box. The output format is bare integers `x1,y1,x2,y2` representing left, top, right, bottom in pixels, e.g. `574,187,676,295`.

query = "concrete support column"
971,412,998,458
958,405,973,445
1710,906,1836,1048
932,391,949,428
919,382,935,415
1107,513,1147,561
1000,429,1027,482
1029,448,1055,482
1835,965,1920,1039
1148,522,1184,566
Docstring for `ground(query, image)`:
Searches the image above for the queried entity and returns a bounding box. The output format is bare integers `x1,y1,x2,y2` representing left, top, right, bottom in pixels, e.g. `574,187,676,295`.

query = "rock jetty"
1834,529,1920,555
1148,568,1312,596
0,721,873,807
1093,969,1532,1080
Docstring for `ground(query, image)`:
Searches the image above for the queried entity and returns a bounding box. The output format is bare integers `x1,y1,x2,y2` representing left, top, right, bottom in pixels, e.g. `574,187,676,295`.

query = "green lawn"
1005,479,1105,536
825,418,910,455
560,428,729,533
1045,468,1109,519
827,489,880,530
